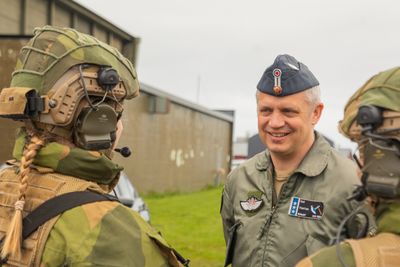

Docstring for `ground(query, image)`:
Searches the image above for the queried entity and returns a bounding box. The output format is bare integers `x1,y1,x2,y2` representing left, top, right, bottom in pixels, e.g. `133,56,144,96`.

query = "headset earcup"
74,104,118,150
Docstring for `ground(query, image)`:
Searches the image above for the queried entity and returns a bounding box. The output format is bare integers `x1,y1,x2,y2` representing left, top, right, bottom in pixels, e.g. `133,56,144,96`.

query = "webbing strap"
346,239,365,267
22,191,118,239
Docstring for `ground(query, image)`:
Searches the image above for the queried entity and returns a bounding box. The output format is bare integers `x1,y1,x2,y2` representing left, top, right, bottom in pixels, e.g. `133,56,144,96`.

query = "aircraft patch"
288,196,324,220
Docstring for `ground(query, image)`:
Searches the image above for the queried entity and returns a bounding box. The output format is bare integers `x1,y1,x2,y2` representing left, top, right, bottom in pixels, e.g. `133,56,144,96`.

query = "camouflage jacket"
295,203,400,267
0,165,178,267
0,131,182,267
41,199,174,267
221,132,370,267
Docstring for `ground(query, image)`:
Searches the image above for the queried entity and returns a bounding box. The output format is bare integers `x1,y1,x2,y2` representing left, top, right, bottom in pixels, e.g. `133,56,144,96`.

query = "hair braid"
1,135,44,260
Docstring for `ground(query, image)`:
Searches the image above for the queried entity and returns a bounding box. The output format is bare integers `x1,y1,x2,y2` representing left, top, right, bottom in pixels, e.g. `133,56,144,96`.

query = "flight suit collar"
255,150,270,171
255,131,331,177
294,132,331,177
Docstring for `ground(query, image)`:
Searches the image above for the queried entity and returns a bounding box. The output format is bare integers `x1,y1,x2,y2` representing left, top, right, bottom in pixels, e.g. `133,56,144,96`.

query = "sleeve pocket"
224,221,241,267
146,232,182,267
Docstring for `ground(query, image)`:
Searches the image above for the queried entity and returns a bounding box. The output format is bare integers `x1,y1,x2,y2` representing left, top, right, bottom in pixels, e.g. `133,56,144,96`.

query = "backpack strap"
22,191,118,239
346,239,365,267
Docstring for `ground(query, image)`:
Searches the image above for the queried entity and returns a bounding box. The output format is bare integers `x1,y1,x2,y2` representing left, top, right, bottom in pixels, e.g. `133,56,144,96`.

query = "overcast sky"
77,0,400,149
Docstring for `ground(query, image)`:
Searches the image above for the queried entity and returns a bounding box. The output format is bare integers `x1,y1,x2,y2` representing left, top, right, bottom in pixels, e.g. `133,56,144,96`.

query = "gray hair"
304,86,321,106
255,86,321,106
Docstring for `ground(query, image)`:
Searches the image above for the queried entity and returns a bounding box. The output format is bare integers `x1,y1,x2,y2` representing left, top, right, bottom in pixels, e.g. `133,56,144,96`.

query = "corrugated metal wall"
0,0,233,193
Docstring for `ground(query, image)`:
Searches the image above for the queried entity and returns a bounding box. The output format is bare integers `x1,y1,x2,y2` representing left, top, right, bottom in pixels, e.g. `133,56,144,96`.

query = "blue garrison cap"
257,54,319,96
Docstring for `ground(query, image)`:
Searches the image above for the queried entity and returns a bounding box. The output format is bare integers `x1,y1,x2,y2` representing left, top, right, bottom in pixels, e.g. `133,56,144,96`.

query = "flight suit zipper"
257,204,277,239
259,181,287,267
258,172,282,240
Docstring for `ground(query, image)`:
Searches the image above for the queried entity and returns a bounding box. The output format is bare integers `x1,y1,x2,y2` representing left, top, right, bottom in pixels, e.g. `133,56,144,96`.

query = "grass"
144,186,226,267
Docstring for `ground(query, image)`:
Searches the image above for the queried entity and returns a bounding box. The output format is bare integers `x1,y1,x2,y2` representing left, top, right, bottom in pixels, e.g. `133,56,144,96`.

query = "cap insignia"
273,68,282,95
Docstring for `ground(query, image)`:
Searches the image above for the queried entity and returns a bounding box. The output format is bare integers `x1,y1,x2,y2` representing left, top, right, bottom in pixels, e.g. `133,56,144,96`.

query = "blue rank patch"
288,196,324,220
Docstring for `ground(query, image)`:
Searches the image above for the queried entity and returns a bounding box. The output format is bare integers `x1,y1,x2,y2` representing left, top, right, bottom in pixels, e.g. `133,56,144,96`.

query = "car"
0,163,150,222
113,172,151,222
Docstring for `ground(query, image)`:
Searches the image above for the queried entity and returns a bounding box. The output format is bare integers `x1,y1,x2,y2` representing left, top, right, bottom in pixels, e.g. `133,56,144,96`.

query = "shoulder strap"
346,239,365,267
22,191,118,239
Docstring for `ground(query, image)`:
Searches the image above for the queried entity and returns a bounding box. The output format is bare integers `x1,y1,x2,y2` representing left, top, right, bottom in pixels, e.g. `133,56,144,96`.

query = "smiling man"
220,54,371,267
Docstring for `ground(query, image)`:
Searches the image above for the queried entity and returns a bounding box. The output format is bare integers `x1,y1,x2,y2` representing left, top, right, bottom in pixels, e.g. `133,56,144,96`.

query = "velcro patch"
288,197,324,220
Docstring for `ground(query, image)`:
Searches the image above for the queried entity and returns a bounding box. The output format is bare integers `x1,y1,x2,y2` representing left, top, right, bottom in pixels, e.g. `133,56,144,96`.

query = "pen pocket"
224,221,242,267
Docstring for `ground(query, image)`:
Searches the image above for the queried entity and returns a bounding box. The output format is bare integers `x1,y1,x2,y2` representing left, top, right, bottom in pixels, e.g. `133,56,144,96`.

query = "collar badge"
273,68,282,95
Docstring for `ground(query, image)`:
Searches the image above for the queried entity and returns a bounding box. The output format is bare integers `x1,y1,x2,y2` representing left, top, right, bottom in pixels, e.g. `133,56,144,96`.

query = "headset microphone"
114,147,131,157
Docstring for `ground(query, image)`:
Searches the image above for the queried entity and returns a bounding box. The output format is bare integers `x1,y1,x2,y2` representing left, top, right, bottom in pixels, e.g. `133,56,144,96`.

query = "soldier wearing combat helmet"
0,26,187,266
296,67,400,267
220,54,373,267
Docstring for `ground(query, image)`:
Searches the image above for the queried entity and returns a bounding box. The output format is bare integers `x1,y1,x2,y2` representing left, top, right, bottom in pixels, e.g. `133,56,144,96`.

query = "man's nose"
268,112,285,128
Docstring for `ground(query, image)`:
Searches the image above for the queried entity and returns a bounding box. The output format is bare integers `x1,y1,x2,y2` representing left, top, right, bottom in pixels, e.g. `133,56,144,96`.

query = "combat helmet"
0,25,139,150
339,67,400,200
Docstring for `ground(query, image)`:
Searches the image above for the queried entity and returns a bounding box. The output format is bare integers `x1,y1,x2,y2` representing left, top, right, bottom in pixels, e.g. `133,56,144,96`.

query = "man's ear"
311,103,324,125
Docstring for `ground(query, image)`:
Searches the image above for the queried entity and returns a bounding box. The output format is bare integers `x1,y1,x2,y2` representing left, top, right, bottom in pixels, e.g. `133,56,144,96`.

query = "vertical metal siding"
0,0,21,33
26,0,47,33
53,4,71,27
75,15,91,34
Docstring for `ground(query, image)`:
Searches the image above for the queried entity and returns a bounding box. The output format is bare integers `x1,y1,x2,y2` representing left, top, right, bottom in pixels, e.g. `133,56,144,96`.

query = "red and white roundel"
273,68,282,78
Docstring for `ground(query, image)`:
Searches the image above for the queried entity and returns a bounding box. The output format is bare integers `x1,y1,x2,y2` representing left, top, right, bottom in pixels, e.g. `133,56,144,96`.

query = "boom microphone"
114,147,131,157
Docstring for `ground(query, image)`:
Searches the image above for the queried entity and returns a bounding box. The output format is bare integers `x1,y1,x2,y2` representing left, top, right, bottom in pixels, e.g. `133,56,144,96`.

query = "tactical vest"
0,165,107,267
346,233,400,267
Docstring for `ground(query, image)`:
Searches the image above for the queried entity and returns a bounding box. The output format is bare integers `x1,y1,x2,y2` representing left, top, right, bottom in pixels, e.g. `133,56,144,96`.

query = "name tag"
288,197,324,220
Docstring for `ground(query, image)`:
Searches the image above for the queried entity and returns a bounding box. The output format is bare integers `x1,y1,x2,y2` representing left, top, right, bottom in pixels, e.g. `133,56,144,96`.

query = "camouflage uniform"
296,67,400,267
0,26,181,267
296,204,400,267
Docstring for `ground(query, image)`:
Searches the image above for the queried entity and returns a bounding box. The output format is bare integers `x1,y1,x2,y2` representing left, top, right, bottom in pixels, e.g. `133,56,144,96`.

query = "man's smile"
267,132,291,137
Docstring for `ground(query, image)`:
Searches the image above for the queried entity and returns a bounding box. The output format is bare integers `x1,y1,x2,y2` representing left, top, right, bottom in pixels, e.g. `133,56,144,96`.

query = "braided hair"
1,135,44,260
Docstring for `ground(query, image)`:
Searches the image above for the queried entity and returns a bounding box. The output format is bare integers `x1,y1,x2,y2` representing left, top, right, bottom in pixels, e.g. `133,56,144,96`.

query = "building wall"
118,93,232,193
0,38,25,160
0,1,21,33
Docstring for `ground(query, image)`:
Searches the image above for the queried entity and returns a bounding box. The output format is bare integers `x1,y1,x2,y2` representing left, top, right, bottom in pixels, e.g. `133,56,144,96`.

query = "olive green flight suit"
221,132,370,267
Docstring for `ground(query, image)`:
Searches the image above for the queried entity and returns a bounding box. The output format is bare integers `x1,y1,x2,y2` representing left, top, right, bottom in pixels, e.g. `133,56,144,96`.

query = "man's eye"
282,109,298,116
259,109,272,115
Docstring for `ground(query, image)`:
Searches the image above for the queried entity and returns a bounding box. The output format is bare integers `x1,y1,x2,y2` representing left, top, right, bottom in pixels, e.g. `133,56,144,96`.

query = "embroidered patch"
288,197,324,220
240,191,264,216
240,196,263,212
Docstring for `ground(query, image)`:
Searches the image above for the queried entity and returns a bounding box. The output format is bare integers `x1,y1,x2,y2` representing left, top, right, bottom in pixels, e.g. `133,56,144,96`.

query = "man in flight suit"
220,54,372,267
